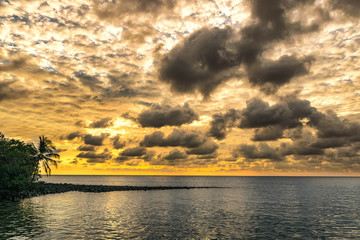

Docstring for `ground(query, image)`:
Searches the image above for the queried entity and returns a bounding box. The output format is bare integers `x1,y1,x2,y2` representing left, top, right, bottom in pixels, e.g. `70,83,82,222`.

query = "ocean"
1,176,359,239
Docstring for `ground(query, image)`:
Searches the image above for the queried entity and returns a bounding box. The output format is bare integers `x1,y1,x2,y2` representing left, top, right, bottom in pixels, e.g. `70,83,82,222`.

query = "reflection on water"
0,199,46,239
1,177,360,239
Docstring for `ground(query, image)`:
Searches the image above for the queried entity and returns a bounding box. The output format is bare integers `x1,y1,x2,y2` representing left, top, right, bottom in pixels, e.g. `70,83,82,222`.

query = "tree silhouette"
33,135,59,176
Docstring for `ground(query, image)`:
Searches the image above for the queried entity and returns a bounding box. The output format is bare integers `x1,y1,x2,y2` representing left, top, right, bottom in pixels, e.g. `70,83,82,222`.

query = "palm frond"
35,135,60,176
42,160,50,176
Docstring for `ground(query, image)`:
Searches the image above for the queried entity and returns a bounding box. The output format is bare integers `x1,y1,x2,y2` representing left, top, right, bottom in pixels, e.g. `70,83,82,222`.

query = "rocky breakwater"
3,183,222,201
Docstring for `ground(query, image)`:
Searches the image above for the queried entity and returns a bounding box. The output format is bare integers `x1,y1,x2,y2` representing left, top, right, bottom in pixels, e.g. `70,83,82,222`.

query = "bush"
0,133,57,199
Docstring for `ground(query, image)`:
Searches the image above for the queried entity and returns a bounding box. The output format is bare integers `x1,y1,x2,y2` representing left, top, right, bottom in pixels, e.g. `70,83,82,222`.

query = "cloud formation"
93,0,178,19
209,97,315,140
140,129,209,148
0,80,30,102
1,0,359,174
111,135,126,149
186,140,218,155
78,145,96,151
83,134,108,146
233,131,323,162
0,58,27,72
239,97,314,129
89,117,113,128
246,55,313,94
138,103,199,128
74,71,103,91
93,0,190,43
208,109,241,140
251,126,284,141
65,132,83,141
233,143,283,161
159,27,238,98
164,149,187,160
121,147,147,156
330,0,360,17
159,0,318,97
232,124,360,162
309,110,360,140
140,129,218,156
76,150,112,163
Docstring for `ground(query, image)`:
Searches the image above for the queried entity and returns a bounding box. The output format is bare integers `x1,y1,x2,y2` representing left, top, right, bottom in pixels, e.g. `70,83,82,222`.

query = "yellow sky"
0,0,359,176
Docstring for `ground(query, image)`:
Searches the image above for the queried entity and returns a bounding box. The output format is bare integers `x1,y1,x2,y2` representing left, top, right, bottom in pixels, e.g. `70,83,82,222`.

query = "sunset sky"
0,0,359,175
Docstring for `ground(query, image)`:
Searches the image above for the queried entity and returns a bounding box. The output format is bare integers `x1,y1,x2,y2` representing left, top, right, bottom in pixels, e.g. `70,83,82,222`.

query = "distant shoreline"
2,183,221,201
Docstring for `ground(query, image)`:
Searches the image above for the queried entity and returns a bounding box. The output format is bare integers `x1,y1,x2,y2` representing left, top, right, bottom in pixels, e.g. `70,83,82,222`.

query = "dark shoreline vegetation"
1,133,60,201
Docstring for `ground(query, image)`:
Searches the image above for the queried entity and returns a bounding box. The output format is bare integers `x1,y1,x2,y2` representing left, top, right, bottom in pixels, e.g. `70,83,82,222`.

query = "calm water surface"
1,176,359,239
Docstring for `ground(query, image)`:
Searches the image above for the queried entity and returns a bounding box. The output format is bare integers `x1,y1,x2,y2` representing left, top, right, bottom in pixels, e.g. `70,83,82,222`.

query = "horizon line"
45,174,360,177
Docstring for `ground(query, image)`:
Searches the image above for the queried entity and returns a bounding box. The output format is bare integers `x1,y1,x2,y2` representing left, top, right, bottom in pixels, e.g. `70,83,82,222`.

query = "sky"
0,0,359,176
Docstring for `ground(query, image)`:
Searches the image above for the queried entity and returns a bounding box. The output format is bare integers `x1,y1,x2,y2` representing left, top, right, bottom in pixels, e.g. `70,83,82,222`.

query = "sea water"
1,176,359,239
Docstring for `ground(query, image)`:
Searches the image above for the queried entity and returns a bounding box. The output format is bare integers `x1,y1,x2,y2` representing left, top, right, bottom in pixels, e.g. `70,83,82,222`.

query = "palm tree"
33,136,59,176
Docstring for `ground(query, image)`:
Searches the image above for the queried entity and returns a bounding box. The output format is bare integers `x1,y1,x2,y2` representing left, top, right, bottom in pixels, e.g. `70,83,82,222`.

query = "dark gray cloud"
250,0,288,39
141,150,156,161
159,27,239,98
281,138,325,156
75,120,86,127
208,109,241,140
140,129,206,148
252,126,284,141
74,71,103,91
233,141,323,162
111,135,126,149
121,112,138,122
159,0,318,97
240,97,360,145
140,129,218,155
196,153,218,160
240,97,314,129
102,86,138,98
165,129,208,148
83,133,108,146
246,55,313,94
159,26,312,97
65,131,83,140
103,73,141,97
0,80,31,102
233,131,331,161
140,131,167,147
0,58,27,72
76,150,111,163
309,110,360,139
208,114,227,140
330,0,360,17
310,138,348,149
186,140,218,155
115,156,130,163
249,0,316,39
233,143,283,161
209,94,360,158
74,72,145,99
209,97,315,140
138,103,198,128
164,149,187,160
64,132,111,147
78,145,96,151
89,117,113,128
121,147,147,156
326,144,360,159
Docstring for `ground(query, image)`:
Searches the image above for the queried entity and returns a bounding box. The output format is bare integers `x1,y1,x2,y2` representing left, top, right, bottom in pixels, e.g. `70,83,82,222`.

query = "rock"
1,183,222,201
